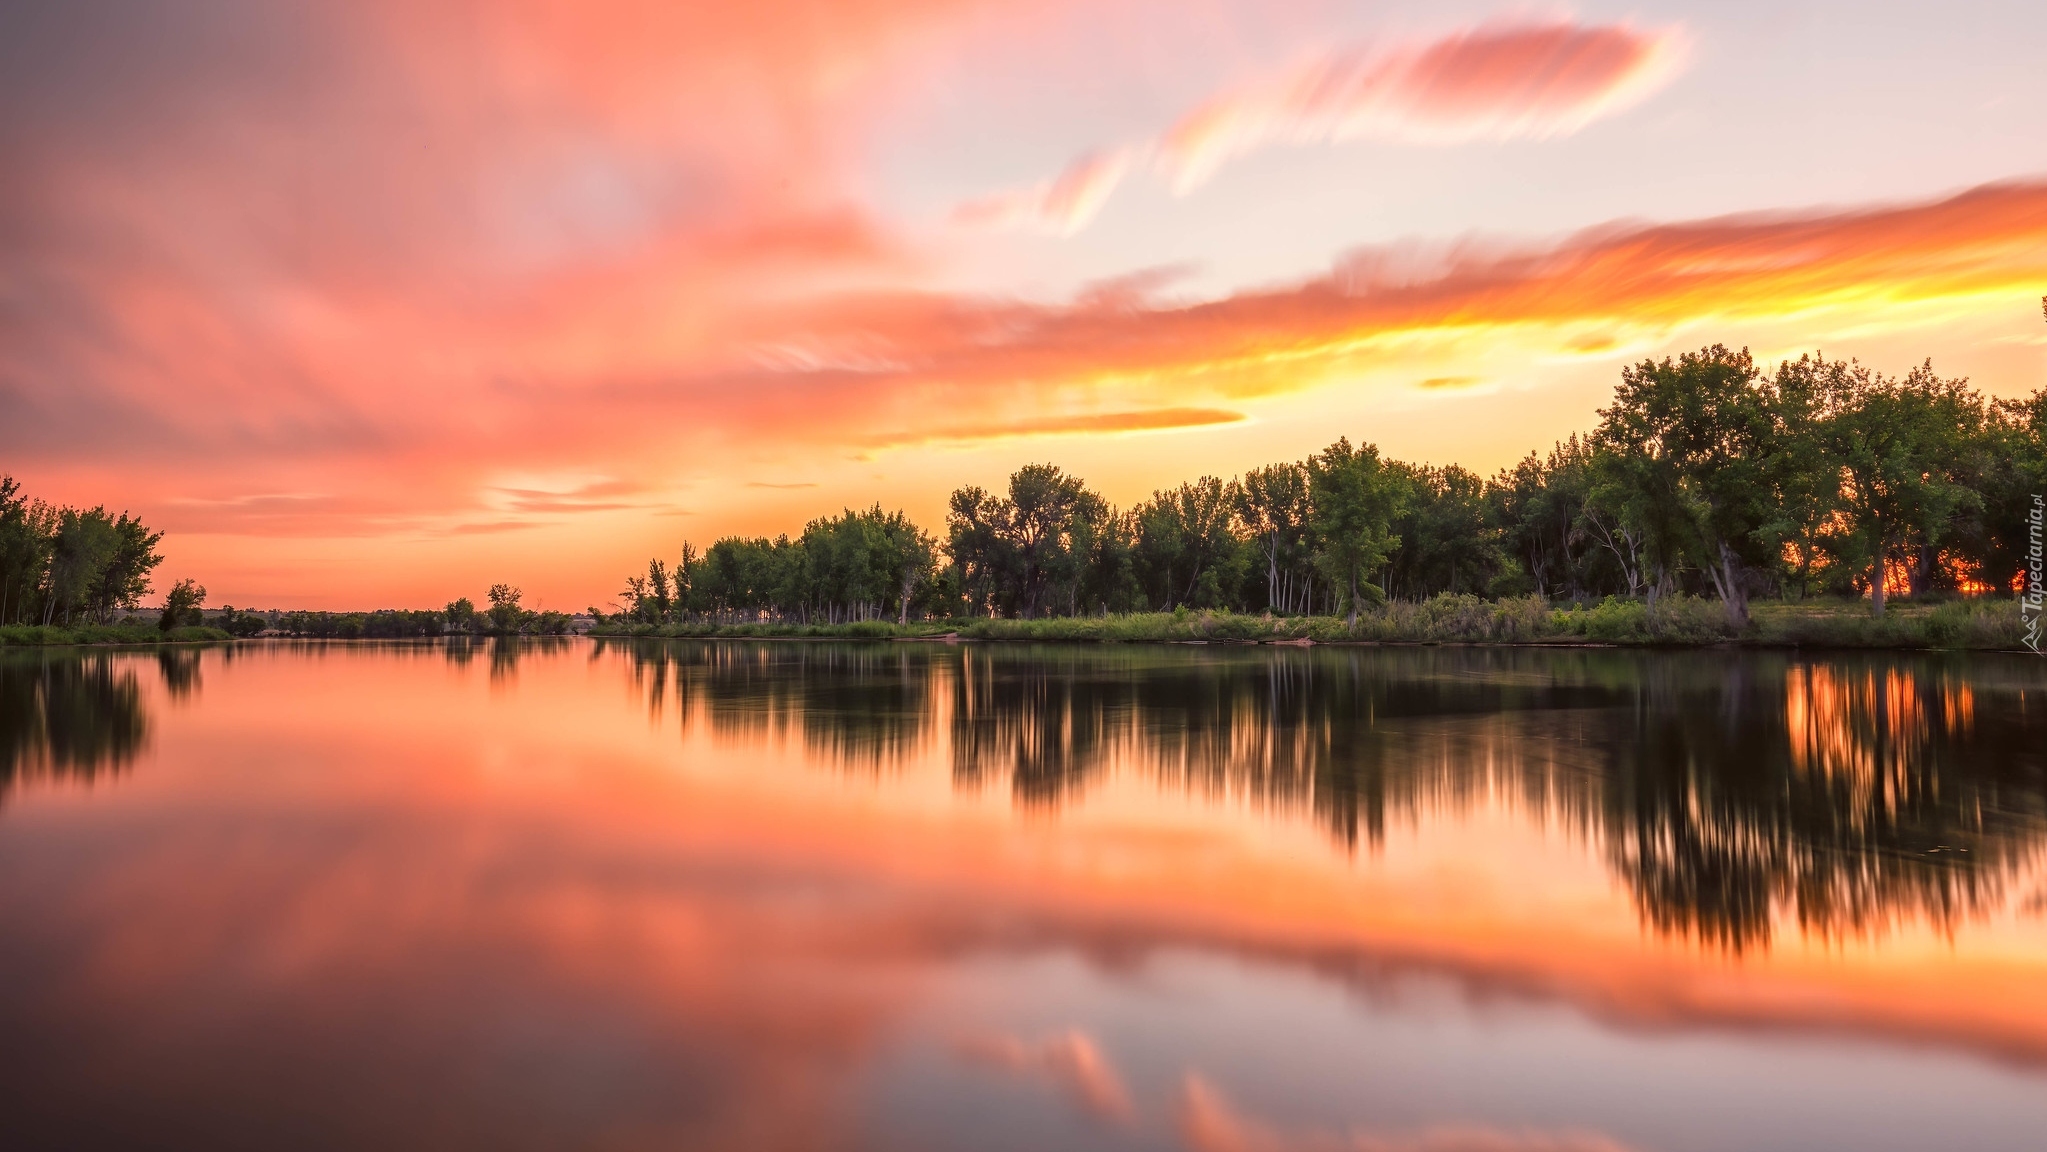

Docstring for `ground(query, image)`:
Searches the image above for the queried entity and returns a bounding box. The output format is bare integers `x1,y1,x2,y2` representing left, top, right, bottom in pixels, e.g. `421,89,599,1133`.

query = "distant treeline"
612,346,2047,629
2,478,579,642
0,476,171,628
221,585,578,638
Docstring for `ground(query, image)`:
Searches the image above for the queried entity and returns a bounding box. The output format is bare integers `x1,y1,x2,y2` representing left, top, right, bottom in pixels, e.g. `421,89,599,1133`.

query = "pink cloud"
955,148,1133,234
1158,21,1686,191
959,20,1685,227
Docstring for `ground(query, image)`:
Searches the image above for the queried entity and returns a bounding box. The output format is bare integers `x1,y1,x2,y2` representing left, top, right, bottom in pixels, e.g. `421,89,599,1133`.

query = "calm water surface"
3,639,2046,1151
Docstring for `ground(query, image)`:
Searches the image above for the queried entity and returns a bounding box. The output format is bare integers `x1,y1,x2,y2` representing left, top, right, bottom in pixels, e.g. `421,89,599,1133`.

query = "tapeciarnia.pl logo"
2026,493,2044,654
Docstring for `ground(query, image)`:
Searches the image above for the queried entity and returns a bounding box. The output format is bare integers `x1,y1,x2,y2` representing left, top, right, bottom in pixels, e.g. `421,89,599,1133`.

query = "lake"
2,639,2045,1151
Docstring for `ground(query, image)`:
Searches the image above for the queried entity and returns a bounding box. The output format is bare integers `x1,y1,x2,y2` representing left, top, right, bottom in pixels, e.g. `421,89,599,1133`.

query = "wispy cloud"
805,180,2047,417
1157,20,1686,192
958,20,1686,232
954,149,1134,235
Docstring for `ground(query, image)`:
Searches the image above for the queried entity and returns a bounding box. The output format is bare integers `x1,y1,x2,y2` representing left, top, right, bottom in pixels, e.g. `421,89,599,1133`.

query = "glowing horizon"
3,1,2044,611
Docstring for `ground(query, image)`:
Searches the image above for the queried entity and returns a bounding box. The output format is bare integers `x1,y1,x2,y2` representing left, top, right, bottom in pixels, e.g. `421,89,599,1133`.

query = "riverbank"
588,594,2031,651
0,623,234,647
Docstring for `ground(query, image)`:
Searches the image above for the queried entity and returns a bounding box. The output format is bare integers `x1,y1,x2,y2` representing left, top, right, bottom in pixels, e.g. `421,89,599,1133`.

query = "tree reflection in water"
609,639,2047,951
627,642,932,774
156,648,202,699
0,652,152,804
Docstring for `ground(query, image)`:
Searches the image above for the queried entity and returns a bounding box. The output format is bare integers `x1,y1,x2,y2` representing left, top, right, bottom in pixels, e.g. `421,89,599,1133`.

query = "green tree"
870,507,938,623
1132,476,1243,610
1975,387,2047,591
1001,464,1091,618
674,542,701,616
486,583,526,633
1491,437,1598,602
159,578,206,632
0,478,57,625
944,465,1107,618
647,559,673,622
1306,438,1405,629
44,508,121,626
1070,494,1135,614
1235,462,1314,614
1818,360,1983,615
1386,463,1503,599
944,486,1004,617
1594,345,1780,627
86,513,165,623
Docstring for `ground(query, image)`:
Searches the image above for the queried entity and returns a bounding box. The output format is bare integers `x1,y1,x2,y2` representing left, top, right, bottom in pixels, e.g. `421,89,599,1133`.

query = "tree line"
0,476,170,627
614,346,2047,629
226,585,577,638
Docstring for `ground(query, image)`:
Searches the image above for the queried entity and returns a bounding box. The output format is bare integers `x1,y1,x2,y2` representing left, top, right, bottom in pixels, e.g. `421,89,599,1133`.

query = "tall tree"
1491,437,1598,602
1386,463,1503,599
1594,345,1779,628
159,578,206,632
1002,464,1091,619
1132,476,1243,610
1306,438,1405,629
88,514,165,623
870,507,937,624
0,478,56,625
1975,387,2047,591
1818,359,1983,614
944,465,1107,618
486,583,525,633
1236,462,1314,614
945,486,1004,617
43,508,121,626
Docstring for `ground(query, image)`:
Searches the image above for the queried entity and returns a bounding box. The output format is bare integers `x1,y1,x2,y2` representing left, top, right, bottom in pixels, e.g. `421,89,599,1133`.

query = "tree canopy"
586,343,2042,628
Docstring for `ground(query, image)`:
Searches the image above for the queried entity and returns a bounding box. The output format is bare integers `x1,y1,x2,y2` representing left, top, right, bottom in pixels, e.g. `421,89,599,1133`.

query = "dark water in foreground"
2,639,2045,1151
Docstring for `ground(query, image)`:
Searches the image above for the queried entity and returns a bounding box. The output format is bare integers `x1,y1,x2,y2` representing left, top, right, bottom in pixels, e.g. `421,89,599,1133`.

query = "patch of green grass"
0,623,233,646
1748,597,2023,650
591,595,2033,650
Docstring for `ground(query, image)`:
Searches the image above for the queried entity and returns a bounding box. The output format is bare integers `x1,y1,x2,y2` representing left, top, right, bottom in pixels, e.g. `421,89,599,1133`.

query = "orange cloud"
764,179,2047,429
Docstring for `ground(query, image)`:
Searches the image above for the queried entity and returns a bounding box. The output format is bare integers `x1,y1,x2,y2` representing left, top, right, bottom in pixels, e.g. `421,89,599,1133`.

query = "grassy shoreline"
0,623,234,648
589,595,2034,652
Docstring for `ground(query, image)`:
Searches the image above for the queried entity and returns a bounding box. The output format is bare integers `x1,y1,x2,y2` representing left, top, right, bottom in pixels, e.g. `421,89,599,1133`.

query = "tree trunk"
1345,573,1359,631
1908,541,1937,600
1267,534,1281,613
1710,541,1750,630
1870,550,1887,616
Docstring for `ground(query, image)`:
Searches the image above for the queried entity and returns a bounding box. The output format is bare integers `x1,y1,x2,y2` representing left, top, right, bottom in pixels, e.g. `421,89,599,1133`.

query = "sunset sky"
4,0,2046,610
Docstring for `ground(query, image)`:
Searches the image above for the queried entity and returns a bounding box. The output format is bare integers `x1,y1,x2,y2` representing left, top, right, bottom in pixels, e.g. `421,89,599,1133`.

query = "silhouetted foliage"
605,346,2039,627
0,476,165,627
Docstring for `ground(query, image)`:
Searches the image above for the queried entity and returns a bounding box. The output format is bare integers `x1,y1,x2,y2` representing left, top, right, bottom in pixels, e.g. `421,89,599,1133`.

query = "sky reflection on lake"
1,640,2044,1151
